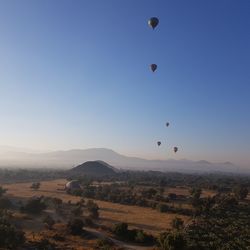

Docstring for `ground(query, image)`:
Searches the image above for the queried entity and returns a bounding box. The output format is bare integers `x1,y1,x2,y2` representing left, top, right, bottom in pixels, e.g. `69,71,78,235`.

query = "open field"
3,179,191,235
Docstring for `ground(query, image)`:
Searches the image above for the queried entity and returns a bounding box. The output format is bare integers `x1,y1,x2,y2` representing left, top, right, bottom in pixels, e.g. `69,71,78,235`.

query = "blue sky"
0,0,249,166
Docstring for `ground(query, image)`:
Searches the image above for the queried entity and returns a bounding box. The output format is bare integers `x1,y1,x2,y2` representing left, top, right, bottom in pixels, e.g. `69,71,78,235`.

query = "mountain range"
0,146,244,174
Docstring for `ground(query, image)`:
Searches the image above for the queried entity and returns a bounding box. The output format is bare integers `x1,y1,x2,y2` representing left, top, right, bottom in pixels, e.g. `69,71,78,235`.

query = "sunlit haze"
0,1,249,167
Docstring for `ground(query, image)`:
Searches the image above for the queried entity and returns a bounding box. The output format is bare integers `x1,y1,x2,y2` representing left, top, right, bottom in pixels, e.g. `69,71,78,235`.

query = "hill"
69,160,117,176
0,147,244,174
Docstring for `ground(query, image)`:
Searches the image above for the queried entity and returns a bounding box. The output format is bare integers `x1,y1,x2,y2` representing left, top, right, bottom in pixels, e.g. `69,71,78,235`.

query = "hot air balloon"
150,64,157,72
148,17,159,30
173,147,178,153
166,122,170,127
157,141,161,146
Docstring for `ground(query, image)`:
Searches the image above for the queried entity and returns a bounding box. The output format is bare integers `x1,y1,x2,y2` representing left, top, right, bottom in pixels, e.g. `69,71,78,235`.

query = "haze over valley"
0,146,244,174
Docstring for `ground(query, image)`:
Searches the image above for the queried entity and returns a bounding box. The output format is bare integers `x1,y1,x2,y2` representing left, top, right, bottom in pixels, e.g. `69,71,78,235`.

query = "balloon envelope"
150,64,157,72
148,17,159,29
157,141,161,146
166,122,170,127
173,147,178,153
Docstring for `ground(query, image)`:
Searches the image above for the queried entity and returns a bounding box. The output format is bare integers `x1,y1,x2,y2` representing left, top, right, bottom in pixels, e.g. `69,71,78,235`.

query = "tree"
86,200,99,219
36,238,55,250
0,217,25,249
190,187,202,214
156,203,169,213
67,218,84,235
113,223,128,239
190,187,202,200
0,197,12,210
171,217,184,230
158,231,187,250
0,186,7,197
168,193,177,200
71,206,83,217
43,215,55,230
233,185,249,200
30,182,41,191
52,197,62,209
21,197,47,214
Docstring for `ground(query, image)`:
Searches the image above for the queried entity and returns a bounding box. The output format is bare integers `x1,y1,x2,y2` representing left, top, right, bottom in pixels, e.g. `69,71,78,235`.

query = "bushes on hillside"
0,216,25,249
67,218,84,235
86,200,99,219
157,231,187,250
0,197,13,210
21,197,47,214
43,215,55,230
113,222,155,244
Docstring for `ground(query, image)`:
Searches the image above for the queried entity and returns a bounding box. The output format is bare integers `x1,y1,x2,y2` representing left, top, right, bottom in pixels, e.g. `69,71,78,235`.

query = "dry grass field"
3,179,191,235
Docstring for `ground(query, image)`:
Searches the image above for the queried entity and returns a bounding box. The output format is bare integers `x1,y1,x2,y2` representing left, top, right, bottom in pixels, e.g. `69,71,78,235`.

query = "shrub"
135,230,155,244
113,222,128,239
71,206,83,216
171,217,184,230
35,238,55,250
43,215,55,230
52,197,63,208
233,185,249,200
158,231,187,250
95,238,114,249
30,182,41,190
0,186,7,197
0,197,12,209
86,200,99,219
67,218,84,235
135,230,146,243
84,217,93,226
21,197,47,214
156,203,169,213
0,217,25,249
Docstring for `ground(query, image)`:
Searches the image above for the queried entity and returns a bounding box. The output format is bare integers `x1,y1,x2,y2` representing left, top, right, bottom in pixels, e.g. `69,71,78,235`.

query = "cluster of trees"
69,177,249,220
0,215,25,249
0,208,25,249
113,222,155,244
67,218,85,235
20,196,47,214
70,171,250,192
73,183,178,205
0,169,66,183
157,192,250,249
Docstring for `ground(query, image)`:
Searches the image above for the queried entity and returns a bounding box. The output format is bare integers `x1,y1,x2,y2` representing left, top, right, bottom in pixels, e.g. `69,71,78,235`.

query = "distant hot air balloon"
148,17,159,30
157,141,161,147
173,147,178,153
150,64,157,72
166,122,170,127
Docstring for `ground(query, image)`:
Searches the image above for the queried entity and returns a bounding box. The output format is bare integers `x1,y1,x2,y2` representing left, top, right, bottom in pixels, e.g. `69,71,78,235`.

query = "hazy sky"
0,0,249,166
